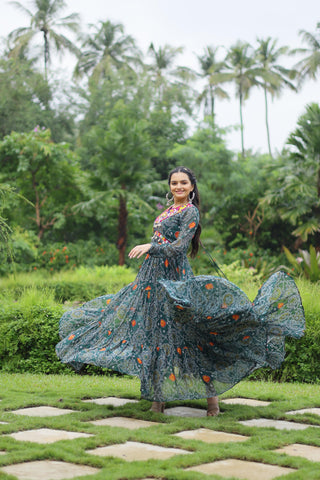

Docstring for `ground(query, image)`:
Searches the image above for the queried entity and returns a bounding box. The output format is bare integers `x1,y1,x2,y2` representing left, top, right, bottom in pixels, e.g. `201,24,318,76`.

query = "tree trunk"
264,87,273,158
239,90,245,157
43,30,49,81
210,85,215,125
117,190,128,266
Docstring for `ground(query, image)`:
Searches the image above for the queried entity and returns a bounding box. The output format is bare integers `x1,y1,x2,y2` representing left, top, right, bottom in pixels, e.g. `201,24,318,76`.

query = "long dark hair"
168,166,201,258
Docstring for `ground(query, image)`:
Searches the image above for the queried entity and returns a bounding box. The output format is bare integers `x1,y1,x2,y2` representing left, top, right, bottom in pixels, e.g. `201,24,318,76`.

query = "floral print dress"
56,203,305,401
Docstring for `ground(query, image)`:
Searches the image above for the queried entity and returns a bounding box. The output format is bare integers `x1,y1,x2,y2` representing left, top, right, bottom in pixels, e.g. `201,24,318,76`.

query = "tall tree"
262,103,320,246
196,46,230,125
147,43,195,114
80,102,153,265
295,22,320,82
8,0,80,79
254,37,297,157
74,20,141,81
226,42,261,157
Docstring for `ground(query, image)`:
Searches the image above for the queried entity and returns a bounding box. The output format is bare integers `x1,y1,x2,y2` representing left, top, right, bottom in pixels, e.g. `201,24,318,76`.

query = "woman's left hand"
128,243,152,259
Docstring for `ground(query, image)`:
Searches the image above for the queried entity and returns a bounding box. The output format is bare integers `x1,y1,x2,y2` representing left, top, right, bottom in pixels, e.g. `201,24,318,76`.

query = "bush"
0,289,68,373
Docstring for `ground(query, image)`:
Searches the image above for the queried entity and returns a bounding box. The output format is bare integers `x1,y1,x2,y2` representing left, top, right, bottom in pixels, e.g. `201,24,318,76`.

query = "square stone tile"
11,406,76,417
82,397,138,406
87,441,191,460
1,460,99,480
221,398,271,407
8,428,93,443
186,459,295,479
239,418,319,430
173,428,249,443
164,406,206,417
275,443,320,461
0,421,8,424
88,416,160,429
286,408,320,416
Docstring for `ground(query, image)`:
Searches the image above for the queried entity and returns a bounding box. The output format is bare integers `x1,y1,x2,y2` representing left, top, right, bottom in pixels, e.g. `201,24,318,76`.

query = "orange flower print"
177,347,182,354
106,299,111,304
209,342,214,346
189,222,196,229
145,253,150,259
169,373,176,381
202,375,211,383
278,302,284,309
210,331,218,335
176,267,180,273
132,284,137,290
122,339,127,344
101,309,105,312
156,346,160,351
207,316,212,319
164,259,169,267
205,283,214,290
243,335,250,340
145,286,151,290
175,231,179,238
198,345,203,352
131,320,136,327
100,347,106,351
108,330,112,335
68,334,75,340
232,314,239,320
147,292,151,299
160,319,166,327
176,305,184,310
137,358,142,364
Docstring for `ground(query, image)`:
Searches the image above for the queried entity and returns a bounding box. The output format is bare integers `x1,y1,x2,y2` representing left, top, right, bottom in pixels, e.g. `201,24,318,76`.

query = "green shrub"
0,289,69,373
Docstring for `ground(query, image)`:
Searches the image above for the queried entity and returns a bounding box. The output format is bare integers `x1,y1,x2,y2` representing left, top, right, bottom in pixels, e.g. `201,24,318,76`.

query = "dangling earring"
189,191,195,202
166,192,174,206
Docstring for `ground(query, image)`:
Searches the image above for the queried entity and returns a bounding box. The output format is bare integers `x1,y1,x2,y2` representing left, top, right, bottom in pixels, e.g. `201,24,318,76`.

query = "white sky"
1,0,319,153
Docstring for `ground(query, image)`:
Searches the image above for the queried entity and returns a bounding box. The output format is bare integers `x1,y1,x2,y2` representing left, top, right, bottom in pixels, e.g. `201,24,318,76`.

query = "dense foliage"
0,6,319,275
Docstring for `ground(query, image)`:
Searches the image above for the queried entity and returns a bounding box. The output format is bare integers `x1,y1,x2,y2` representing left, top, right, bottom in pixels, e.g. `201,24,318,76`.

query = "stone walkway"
1,396,320,479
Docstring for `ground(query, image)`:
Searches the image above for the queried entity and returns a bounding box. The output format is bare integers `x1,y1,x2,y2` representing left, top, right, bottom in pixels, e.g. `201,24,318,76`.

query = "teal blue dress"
56,203,305,401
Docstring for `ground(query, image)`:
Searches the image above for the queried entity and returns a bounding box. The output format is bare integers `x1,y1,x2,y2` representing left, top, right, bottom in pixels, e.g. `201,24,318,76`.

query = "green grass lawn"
0,374,320,479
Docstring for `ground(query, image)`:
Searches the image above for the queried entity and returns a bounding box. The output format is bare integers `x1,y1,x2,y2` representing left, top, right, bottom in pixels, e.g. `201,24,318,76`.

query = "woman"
56,166,305,416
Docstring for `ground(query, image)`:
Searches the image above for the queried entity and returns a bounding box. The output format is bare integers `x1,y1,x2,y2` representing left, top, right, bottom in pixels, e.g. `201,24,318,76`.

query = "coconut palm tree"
147,43,195,113
8,0,80,80
226,42,261,156
74,20,141,81
254,37,297,157
196,46,230,125
295,22,320,82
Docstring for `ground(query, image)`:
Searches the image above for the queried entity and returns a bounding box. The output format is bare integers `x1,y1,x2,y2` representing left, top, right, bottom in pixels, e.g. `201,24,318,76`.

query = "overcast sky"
1,0,319,153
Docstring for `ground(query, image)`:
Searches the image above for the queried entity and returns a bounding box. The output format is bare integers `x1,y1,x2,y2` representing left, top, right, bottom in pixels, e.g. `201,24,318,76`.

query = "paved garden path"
1,395,320,479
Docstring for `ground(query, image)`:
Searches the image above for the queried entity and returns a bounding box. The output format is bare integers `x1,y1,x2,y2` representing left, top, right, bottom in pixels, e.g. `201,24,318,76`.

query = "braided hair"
168,166,201,258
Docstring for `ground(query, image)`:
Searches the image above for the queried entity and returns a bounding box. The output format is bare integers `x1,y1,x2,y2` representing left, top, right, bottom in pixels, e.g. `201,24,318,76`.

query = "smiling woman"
56,165,305,418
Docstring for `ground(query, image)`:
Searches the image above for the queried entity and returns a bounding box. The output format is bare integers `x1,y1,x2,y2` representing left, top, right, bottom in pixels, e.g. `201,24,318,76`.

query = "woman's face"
169,172,194,206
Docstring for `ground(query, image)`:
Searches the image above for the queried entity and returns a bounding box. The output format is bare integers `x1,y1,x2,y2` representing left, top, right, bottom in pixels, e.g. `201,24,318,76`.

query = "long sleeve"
149,206,199,258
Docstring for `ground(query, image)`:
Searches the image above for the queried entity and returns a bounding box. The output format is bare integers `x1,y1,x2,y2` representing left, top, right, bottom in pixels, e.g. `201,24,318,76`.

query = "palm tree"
295,22,320,82
226,42,261,156
147,43,195,112
196,46,230,125
74,20,141,81
254,37,297,157
8,0,80,80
